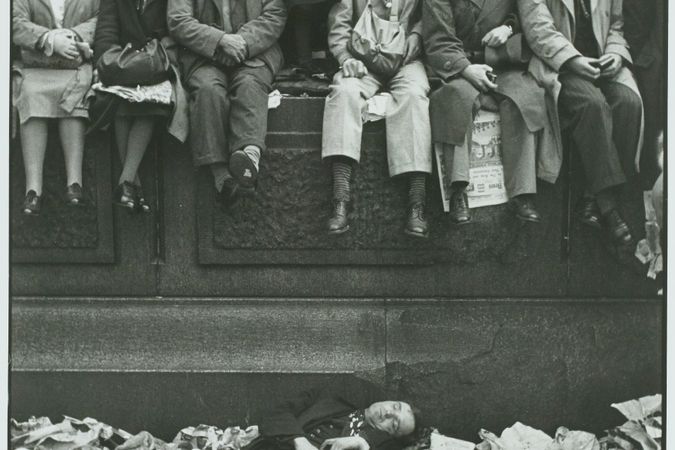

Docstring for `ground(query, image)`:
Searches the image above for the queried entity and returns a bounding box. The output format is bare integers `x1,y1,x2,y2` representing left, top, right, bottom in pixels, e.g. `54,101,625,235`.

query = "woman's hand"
461,64,498,93
320,436,370,450
342,58,368,78
294,437,319,450
52,32,79,60
598,53,623,78
481,25,512,48
402,33,422,65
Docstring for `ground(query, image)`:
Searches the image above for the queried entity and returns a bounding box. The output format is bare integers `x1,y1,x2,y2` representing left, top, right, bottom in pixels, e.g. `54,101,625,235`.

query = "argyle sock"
408,172,426,205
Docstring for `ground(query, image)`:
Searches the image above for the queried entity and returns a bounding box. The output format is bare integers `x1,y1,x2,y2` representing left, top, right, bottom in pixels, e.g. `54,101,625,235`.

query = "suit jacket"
423,0,547,148
518,0,643,182
624,0,663,70
167,0,286,79
328,0,423,65
257,382,405,450
13,0,99,49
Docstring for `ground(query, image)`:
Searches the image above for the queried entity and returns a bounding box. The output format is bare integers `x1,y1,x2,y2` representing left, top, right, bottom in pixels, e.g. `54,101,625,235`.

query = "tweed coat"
12,0,99,119
93,0,189,142
518,0,644,183
423,0,548,152
167,0,287,80
328,0,423,66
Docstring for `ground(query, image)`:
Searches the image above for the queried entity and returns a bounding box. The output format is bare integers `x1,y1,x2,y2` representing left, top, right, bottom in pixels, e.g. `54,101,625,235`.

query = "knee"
615,89,642,117
328,79,364,103
394,82,429,101
579,92,610,116
234,73,268,92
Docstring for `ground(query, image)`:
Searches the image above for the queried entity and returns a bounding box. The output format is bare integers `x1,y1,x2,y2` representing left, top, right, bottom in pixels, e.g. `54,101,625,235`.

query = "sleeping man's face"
364,401,415,438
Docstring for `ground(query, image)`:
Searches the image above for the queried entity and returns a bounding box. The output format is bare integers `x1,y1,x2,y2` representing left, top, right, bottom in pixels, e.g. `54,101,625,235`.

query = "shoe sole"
328,225,350,235
404,229,429,239
230,152,258,189
515,215,541,224
451,218,472,226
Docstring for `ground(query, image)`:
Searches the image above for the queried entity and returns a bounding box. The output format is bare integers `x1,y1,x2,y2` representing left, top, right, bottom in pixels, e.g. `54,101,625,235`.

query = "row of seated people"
12,0,662,246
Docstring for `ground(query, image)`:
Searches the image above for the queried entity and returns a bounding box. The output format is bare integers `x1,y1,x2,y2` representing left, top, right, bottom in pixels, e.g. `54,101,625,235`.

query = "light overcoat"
518,0,644,183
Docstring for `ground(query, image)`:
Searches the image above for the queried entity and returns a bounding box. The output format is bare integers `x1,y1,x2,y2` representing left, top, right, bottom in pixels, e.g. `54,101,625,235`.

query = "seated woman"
93,0,187,212
248,385,420,450
423,0,548,224
12,0,99,215
321,0,433,238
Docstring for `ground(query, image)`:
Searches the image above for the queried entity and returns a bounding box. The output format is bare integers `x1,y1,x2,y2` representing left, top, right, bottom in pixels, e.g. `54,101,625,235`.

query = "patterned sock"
210,163,232,192
332,160,353,202
243,145,261,171
408,172,426,205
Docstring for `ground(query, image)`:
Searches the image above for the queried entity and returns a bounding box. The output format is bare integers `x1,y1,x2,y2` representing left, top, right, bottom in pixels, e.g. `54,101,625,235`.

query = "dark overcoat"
93,0,189,142
422,0,547,148
252,384,405,450
167,0,287,80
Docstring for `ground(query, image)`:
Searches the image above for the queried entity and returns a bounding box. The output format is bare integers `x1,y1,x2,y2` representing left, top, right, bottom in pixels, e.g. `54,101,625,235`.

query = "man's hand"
320,436,370,450
218,34,247,64
598,53,623,78
481,25,512,48
563,56,601,80
461,64,498,93
294,437,319,450
53,33,79,60
402,33,422,65
342,58,368,78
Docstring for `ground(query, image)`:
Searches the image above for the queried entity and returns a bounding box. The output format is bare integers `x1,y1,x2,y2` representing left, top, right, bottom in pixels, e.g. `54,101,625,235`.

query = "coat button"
444,61,452,69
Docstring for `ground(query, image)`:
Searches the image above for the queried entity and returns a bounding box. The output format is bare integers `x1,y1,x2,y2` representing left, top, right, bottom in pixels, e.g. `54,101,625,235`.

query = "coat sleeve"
236,0,286,59
258,387,323,439
93,0,119,60
604,0,632,63
327,0,354,66
12,0,51,50
70,0,99,44
517,0,580,71
422,0,470,80
167,0,226,59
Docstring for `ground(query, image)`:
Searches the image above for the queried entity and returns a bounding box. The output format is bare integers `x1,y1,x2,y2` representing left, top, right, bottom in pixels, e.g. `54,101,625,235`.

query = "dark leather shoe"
65,183,84,206
114,181,137,210
577,197,601,229
22,190,42,215
510,195,541,223
230,150,258,189
603,209,633,245
450,189,471,225
327,200,350,234
404,202,429,238
217,177,240,209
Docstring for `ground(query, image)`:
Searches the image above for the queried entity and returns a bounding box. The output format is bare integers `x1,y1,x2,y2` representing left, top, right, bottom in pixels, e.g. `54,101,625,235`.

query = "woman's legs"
20,118,49,195
58,118,86,187
118,116,155,185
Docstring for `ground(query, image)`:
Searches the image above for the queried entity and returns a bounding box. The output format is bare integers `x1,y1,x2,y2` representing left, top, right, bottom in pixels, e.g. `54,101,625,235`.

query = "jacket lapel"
475,0,506,28
38,0,56,26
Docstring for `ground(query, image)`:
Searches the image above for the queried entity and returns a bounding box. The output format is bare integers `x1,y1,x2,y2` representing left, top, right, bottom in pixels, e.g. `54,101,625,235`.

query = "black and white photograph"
4,0,669,449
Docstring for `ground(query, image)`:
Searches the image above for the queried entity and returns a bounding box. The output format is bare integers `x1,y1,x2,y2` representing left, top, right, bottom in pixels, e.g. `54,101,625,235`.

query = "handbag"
97,39,170,87
347,0,406,78
484,33,532,69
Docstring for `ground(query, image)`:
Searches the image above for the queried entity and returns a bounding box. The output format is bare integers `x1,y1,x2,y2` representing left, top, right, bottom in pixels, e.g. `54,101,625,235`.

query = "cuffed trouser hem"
389,163,432,178
230,139,267,153
193,154,228,167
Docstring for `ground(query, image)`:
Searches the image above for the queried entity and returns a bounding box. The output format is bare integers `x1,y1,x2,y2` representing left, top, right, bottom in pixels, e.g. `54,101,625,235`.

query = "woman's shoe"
114,181,137,210
65,183,84,206
134,184,151,213
22,190,42,215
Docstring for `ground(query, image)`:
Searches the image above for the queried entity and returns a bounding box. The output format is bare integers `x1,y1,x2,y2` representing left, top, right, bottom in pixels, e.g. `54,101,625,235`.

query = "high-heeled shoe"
22,190,42,215
65,183,84,206
134,184,151,213
114,181,137,210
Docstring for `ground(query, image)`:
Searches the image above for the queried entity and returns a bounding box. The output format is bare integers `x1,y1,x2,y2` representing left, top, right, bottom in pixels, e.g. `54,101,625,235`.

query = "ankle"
242,145,261,171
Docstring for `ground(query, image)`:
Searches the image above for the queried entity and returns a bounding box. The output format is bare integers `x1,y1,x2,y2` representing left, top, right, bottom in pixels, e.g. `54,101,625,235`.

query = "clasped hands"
217,33,248,66
341,33,422,78
564,53,623,80
45,29,90,60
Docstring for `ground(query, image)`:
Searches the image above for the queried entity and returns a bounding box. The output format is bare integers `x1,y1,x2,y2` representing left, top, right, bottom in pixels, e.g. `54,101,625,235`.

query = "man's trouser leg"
228,64,274,153
557,72,626,210
184,64,230,166
499,98,537,198
321,71,381,162
385,61,432,176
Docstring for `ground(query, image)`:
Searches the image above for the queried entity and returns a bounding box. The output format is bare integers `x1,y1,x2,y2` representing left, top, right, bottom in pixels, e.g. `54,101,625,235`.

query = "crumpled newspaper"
11,416,119,450
429,430,475,450
601,394,662,450
93,81,173,105
173,424,259,450
545,427,599,450
363,93,392,123
635,191,662,280
476,422,552,450
268,90,282,109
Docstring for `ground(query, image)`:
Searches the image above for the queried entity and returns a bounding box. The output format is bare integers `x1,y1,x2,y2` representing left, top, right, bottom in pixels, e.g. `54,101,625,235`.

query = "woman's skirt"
13,67,91,122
